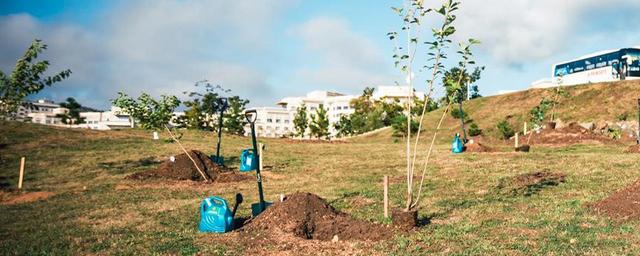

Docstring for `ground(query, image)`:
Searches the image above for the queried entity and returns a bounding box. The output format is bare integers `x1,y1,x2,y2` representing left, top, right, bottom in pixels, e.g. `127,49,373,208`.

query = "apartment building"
79,106,133,130
245,86,421,138
14,99,69,125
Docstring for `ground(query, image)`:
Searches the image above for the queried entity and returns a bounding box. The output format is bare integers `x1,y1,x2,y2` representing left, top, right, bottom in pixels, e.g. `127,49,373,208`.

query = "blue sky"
1,0,639,109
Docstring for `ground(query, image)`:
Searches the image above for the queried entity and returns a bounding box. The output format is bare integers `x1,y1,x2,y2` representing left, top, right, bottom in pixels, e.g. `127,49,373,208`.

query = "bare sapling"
389,0,480,212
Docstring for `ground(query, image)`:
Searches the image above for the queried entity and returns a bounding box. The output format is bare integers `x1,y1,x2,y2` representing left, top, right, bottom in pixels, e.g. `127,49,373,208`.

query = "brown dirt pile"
464,141,492,153
126,150,250,183
591,179,640,221
529,123,612,145
625,144,640,153
242,192,393,241
496,171,566,196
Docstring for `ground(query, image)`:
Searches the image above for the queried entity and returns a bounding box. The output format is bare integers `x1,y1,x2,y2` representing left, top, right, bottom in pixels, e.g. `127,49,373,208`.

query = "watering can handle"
245,109,257,124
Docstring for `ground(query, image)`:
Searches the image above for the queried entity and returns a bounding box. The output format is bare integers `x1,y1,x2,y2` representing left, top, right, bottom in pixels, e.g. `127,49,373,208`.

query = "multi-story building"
15,99,69,125
79,106,133,130
245,86,422,138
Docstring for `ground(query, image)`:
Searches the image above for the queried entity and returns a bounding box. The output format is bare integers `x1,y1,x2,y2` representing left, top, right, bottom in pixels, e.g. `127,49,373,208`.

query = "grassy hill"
419,80,640,139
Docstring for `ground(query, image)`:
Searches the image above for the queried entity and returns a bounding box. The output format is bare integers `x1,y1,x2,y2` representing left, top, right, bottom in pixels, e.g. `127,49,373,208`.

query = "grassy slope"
1,101,640,254
422,80,640,139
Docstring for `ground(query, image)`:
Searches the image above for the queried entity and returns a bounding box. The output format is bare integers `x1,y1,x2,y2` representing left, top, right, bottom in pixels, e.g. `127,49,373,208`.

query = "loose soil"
496,171,566,196
528,123,613,145
126,150,250,183
241,192,394,241
625,144,640,153
590,179,640,221
464,141,492,153
515,145,531,152
392,209,418,230
0,191,55,205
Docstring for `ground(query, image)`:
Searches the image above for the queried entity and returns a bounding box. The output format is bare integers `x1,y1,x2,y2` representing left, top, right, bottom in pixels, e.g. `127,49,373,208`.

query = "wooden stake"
164,125,209,182
383,175,389,218
18,157,25,189
524,122,528,135
515,133,519,148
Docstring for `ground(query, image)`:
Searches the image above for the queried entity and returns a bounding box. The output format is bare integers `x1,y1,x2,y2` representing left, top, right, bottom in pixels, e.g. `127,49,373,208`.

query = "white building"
552,47,640,86
245,86,422,138
14,99,69,125
79,106,133,130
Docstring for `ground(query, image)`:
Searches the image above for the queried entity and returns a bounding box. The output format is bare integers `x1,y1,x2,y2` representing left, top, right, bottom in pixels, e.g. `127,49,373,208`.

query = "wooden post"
383,175,389,218
258,143,264,171
524,122,528,135
515,133,519,148
18,157,25,189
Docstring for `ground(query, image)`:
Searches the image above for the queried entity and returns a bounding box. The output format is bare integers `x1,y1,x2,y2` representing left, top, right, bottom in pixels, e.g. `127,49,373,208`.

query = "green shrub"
468,123,482,136
451,108,466,119
496,119,515,140
617,112,630,121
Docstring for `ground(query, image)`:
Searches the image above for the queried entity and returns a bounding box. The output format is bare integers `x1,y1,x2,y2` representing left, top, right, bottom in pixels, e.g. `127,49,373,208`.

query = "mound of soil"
242,192,393,241
126,150,250,183
464,141,492,153
496,171,566,196
591,179,640,221
625,144,640,153
529,123,612,145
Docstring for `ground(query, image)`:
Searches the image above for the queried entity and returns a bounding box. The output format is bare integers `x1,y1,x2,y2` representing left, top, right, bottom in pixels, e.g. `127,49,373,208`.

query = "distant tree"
334,115,353,137
529,98,554,129
391,114,419,137
0,39,71,119
224,96,249,135
182,82,230,130
293,104,308,138
309,104,330,139
57,97,85,124
442,66,484,103
496,119,515,140
111,92,180,130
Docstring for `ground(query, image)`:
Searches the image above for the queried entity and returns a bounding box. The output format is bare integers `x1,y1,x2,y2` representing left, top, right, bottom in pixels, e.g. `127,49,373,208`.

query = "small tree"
182,82,230,130
549,87,570,121
224,96,249,135
57,97,85,124
309,104,330,139
468,122,482,136
112,92,180,131
391,114,419,137
529,98,554,129
0,39,71,119
496,119,515,140
293,104,309,138
334,115,354,137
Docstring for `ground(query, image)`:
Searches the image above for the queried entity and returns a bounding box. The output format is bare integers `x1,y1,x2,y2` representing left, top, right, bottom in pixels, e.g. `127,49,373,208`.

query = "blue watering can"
239,149,257,172
199,196,234,233
451,134,464,154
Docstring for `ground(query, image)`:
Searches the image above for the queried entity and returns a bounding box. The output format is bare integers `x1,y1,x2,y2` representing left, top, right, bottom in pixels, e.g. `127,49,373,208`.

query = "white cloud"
0,1,294,108
290,17,398,89
455,0,640,65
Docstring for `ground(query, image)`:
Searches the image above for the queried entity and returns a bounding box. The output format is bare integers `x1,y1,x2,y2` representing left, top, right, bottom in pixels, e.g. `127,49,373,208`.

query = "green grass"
1,121,640,255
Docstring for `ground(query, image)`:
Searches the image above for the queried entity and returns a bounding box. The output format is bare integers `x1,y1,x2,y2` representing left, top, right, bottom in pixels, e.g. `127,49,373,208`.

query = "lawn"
1,121,639,255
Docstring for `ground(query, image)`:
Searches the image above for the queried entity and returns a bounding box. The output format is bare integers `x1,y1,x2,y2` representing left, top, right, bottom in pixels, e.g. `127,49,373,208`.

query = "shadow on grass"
97,157,161,174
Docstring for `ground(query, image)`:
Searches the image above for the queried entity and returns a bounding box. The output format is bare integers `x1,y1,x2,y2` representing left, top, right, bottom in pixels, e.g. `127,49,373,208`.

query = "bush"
617,112,630,121
451,108,466,119
468,123,482,136
496,119,515,140
391,114,419,137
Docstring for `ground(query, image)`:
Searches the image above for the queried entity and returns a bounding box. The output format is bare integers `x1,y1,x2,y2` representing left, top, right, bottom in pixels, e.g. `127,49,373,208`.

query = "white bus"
553,47,640,85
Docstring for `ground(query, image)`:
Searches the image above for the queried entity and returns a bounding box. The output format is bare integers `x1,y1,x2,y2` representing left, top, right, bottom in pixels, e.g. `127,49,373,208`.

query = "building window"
337,106,342,110
267,118,273,123
284,120,289,124
276,119,281,123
